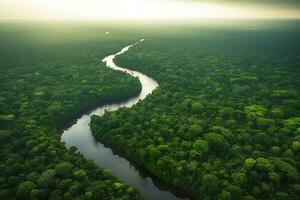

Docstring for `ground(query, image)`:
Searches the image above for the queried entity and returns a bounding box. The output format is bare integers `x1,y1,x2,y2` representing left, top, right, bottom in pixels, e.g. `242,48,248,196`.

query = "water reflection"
61,40,188,200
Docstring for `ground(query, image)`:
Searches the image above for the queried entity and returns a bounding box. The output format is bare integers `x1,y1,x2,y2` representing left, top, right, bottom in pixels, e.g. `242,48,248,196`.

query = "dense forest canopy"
0,21,299,200
0,24,143,199
91,21,300,199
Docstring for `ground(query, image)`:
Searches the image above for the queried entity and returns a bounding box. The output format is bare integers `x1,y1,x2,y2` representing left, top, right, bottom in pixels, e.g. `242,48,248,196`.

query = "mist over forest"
0,1,299,200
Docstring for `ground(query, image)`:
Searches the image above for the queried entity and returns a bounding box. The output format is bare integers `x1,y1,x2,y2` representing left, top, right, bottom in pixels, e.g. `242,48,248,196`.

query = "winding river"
61,39,187,200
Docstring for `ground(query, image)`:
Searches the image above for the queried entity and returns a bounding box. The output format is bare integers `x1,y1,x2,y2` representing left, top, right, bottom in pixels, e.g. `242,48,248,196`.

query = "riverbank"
57,86,141,134
61,40,195,200
90,129,196,200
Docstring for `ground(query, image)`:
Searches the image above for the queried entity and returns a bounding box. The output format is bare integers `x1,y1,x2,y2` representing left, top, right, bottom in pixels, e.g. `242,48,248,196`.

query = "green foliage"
0,130,10,144
271,158,298,181
17,181,36,199
91,25,300,199
200,174,220,196
191,102,204,114
1,22,300,200
193,139,208,156
292,141,300,153
204,133,229,153
73,169,87,181
244,105,267,120
256,157,274,172
271,108,284,118
36,169,55,188
283,118,300,130
0,25,142,199
186,124,203,139
244,158,256,169
55,162,73,176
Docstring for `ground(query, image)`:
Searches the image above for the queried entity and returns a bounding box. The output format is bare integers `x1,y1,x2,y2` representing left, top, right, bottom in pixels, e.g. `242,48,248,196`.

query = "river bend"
61,39,187,200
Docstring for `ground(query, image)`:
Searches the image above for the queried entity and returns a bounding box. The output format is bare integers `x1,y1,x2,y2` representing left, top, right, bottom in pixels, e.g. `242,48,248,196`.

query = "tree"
0,130,10,144
17,181,36,199
269,172,280,186
204,133,229,154
200,174,220,197
73,169,87,181
219,107,235,120
271,108,284,118
256,158,274,172
55,162,73,176
244,105,267,120
271,158,298,181
193,139,208,158
69,184,80,197
185,124,203,139
283,118,300,130
231,172,246,185
292,141,300,153
254,132,271,148
191,102,204,114
256,118,275,130
57,179,73,193
37,169,56,188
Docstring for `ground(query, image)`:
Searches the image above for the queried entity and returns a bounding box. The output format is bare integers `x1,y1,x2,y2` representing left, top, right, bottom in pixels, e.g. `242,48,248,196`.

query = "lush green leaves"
92,26,300,199
0,25,142,200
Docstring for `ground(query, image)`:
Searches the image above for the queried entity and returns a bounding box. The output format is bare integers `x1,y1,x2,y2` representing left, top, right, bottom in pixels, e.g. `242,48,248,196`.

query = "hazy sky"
0,0,299,22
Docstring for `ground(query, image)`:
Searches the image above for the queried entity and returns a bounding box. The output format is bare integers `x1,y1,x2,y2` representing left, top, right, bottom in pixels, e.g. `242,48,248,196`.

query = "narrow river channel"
61,39,187,200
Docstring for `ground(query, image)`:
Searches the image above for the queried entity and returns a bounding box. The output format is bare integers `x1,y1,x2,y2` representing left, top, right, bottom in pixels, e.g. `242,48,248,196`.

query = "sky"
0,0,299,22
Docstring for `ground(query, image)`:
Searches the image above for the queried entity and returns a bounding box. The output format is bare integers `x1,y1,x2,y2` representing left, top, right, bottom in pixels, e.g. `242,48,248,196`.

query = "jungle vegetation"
0,23,142,200
1,21,299,200
91,22,300,199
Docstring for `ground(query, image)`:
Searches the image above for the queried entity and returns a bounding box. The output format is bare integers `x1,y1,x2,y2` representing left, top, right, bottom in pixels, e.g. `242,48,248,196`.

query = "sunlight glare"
0,0,299,21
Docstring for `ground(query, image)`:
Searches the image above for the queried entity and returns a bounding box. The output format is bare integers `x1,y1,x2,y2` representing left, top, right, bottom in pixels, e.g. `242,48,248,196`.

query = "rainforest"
0,6,300,200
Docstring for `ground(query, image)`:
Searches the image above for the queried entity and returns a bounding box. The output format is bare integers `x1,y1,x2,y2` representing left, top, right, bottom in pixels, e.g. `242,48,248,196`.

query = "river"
61,39,188,200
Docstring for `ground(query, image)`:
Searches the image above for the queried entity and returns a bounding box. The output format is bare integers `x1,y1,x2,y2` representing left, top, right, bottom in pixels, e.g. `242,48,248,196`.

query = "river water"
61,39,187,200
